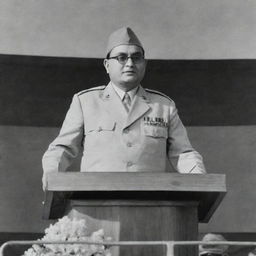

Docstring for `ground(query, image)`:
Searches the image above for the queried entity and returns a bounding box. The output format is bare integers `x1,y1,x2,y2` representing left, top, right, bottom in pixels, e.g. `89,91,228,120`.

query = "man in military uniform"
42,27,206,190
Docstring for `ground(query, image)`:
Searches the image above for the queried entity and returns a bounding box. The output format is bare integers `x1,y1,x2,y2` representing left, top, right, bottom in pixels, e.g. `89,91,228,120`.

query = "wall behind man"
0,0,256,59
0,0,256,234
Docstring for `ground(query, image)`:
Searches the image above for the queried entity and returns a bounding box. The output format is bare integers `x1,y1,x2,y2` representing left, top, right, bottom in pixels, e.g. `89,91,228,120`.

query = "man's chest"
82,99,171,138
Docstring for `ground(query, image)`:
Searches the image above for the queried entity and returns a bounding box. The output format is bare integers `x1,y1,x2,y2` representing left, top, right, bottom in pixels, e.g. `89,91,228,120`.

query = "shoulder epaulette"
77,85,106,96
145,88,173,102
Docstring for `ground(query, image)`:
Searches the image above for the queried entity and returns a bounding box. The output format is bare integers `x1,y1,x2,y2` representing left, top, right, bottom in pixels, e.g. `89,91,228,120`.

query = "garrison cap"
199,233,229,255
106,27,144,57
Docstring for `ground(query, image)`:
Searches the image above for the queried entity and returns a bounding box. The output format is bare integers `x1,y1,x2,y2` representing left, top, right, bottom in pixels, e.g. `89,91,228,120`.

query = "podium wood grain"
66,200,198,256
44,172,226,256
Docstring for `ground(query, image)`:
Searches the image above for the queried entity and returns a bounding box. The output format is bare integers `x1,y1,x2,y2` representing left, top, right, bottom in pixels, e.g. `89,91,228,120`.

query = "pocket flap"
87,121,116,133
143,126,168,138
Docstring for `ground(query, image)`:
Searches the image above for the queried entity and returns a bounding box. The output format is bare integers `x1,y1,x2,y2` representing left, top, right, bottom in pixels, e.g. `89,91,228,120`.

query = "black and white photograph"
0,1,256,256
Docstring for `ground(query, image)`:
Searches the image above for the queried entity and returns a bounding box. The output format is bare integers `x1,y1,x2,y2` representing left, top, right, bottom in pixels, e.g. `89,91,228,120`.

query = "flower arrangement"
22,216,112,256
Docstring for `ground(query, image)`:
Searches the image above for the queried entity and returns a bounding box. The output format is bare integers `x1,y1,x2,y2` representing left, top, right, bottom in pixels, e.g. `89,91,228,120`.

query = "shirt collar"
111,82,139,101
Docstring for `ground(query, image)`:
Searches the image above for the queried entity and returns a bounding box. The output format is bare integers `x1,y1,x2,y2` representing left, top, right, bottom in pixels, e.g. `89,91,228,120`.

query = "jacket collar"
101,82,151,103
101,82,151,129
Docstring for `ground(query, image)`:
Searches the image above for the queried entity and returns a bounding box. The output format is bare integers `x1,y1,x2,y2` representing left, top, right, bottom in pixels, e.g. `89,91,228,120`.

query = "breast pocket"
86,121,116,134
143,125,168,138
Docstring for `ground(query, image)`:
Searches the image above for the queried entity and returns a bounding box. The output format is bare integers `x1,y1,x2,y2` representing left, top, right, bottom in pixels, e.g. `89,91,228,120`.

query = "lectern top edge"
43,172,227,223
46,172,226,193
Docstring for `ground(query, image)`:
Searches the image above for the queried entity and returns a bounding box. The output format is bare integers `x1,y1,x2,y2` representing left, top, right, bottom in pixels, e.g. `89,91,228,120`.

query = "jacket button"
127,161,133,167
127,142,132,147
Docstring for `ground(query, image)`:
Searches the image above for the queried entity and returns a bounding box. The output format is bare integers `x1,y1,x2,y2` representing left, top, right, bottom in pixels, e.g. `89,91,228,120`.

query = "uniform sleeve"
167,102,206,174
42,94,84,174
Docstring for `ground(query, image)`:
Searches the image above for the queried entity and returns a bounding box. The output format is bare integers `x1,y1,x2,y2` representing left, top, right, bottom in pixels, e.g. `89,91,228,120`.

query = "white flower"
22,216,111,256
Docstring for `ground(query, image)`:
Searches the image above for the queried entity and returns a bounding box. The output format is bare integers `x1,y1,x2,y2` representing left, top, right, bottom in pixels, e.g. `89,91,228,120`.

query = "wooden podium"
43,172,226,256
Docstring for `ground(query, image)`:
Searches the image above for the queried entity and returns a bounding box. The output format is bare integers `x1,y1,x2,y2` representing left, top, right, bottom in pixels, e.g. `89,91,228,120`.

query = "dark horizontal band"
0,54,256,127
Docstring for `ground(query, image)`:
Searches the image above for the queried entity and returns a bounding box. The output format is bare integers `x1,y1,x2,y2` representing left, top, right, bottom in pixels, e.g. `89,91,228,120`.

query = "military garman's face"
103,45,146,91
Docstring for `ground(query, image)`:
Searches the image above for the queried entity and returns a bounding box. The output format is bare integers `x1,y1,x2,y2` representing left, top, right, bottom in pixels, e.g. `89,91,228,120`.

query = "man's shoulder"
77,85,106,97
145,88,174,104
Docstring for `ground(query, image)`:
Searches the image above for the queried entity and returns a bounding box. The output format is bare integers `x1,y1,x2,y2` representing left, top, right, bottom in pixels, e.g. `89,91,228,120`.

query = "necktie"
123,93,131,112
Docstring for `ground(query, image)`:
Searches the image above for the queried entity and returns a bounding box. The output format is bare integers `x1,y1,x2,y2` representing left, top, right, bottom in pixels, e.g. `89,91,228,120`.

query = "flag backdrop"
1,54,256,235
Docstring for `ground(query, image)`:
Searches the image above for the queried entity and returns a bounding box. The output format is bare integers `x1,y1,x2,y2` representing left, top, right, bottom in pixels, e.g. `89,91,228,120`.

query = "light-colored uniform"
42,83,206,175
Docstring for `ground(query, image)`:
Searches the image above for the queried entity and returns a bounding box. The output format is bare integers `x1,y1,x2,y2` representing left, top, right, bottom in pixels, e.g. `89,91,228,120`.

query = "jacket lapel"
101,83,127,124
124,86,151,129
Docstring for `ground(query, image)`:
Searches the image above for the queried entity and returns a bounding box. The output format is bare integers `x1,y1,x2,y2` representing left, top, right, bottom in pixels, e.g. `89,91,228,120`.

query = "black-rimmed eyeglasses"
107,54,145,65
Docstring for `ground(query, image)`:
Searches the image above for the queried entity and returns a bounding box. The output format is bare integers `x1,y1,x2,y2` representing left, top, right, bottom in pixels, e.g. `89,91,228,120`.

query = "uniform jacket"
42,83,206,175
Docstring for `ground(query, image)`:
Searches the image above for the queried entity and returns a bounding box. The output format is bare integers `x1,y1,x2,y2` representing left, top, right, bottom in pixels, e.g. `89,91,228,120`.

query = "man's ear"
103,59,109,74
